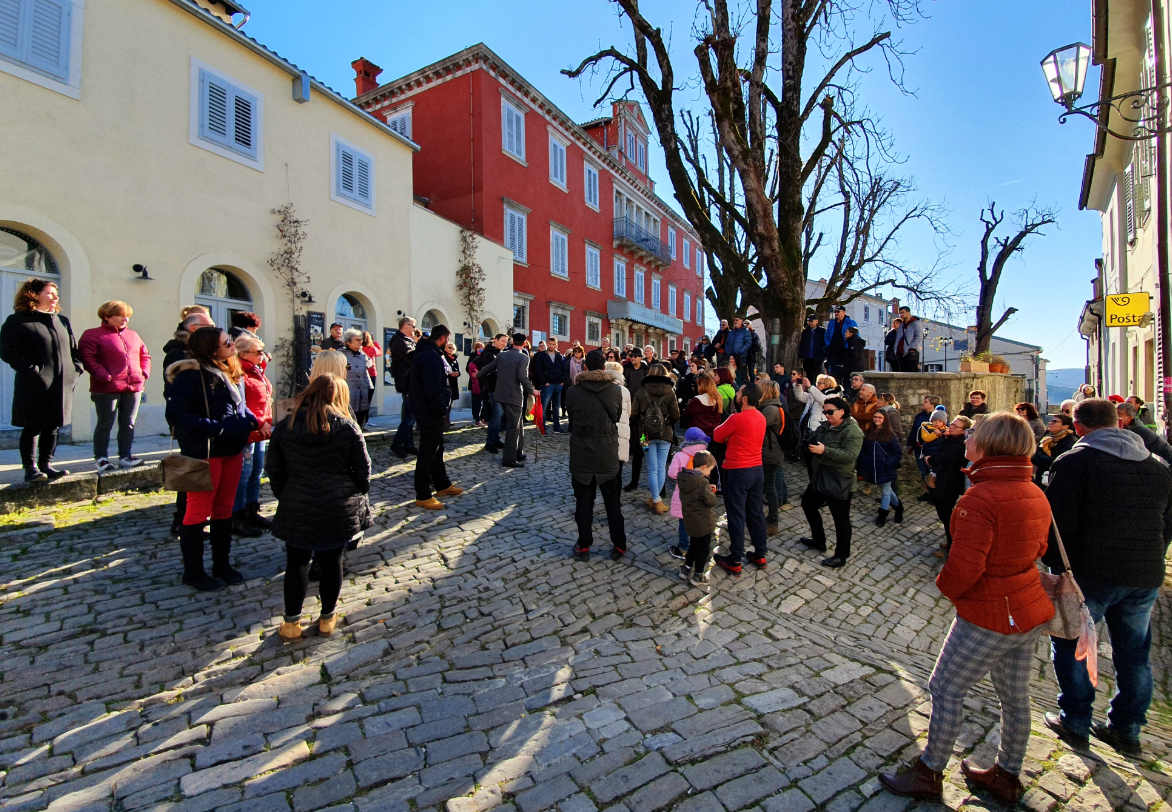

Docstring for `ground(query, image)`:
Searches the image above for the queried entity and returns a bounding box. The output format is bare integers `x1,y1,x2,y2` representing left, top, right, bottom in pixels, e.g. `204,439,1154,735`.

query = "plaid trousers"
922,617,1043,774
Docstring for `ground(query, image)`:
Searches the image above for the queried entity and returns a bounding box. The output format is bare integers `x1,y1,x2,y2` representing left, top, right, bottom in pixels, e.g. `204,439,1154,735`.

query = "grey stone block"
243,752,349,798
662,721,763,765
421,696,476,723
797,757,866,804
419,753,483,789
626,697,696,733
625,772,689,812
426,731,489,765
684,748,767,791
590,752,669,804
672,792,725,812
364,708,423,738
181,741,310,797
761,790,815,812
354,747,425,788
515,774,578,812
714,766,788,811
406,717,467,746
293,773,357,812
742,688,804,715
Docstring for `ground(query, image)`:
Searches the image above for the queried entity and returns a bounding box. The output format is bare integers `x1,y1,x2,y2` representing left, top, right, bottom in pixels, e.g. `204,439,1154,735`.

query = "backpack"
643,395,667,437
778,403,800,451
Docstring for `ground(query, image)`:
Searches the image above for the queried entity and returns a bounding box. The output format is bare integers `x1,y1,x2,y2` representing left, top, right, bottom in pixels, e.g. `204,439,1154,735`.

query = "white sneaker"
96,458,115,474
119,457,144,468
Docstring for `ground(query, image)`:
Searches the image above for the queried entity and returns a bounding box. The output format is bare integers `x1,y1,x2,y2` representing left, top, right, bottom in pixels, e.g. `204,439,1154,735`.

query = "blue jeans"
775,465,788,505
1051,584,1160,740
644,440,671,501
878,481,900,509
677,518,689,551
723,466,767,562
233,440,266,511
540,384,563,430
486,394,503,446
392,394,415,452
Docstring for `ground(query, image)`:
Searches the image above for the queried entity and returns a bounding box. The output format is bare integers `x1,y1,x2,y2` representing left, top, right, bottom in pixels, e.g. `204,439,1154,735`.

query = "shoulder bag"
1039,511,1099,684
159,370,214,492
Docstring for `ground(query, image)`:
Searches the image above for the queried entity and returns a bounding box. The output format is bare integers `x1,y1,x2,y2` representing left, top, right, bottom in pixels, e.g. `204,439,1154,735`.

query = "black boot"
179,523,221,591
246,502,272,530
39,459,68,481
893,502,904,523
232,509,263,538
876,508,889,527
210,518,244,585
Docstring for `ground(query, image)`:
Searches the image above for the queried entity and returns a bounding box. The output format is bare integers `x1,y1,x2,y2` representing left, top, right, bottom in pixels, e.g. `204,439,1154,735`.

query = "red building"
351,44,706,356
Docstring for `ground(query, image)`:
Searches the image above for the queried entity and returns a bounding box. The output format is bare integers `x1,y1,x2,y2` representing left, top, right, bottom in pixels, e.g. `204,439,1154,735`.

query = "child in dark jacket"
860,410,903,527
677,450,719,586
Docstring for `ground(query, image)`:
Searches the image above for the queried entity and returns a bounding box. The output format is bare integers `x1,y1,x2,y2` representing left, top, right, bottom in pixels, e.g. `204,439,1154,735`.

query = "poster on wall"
307,312,325,354
383,327,396,387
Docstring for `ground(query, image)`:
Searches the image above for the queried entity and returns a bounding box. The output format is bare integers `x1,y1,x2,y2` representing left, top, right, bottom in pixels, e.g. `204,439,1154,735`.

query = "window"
549,135,567,187
1125,163,1137,244
683,291,691,323
587,316,602,344
505,207,527,262
195,268,253,332
696,297,703,324
585,245,601,289
668,229,676,259
683,239,691,269
332,135,375,212
684,338,691,355
502,98,525,160
651,277,661,310
512,302,527,330
668,285,677,316
669,337,677,354
0,0,72,81
696,248,702,277
550,309,569,341
387,109,411,139
864,305,870,322
614,258,627,298
550,227,569,278
634,267,645,305
637,141,646,171
626,128,637,161
584,164,599,208
193,64,262,167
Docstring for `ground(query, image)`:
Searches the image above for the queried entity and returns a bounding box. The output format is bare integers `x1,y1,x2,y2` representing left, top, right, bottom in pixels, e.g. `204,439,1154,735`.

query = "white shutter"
586,247,600,288
355,154,372,203
684,292,691,322
506,208,526,262
199,69,259,160
339,145,355,196
503,102,524,159
203,73,230,141
335,142,373,206
668,229,676,258
232,90,254,154
0,0,21,59
696,248,703,276
549,138,566,186
614,259,626,297
388,111,411,139
551,230,568,277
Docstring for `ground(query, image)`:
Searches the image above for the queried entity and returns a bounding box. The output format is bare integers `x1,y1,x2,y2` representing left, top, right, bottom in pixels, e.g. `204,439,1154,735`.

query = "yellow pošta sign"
1105,293,1151,327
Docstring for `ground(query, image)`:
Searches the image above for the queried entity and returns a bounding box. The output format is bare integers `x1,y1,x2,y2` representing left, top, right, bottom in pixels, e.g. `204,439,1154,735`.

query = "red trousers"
183,454,244,525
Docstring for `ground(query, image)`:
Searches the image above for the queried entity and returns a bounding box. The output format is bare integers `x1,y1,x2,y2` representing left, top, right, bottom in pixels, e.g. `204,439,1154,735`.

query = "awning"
607,299,683,334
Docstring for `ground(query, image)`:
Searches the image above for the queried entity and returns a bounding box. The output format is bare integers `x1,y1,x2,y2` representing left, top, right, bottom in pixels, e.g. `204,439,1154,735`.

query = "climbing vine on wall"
457,229,486,337
268,204,311,398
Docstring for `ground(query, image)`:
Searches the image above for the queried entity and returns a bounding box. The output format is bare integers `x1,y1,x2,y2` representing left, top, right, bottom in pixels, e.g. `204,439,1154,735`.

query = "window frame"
330,133,376,215
651,276,662,310
550,226,569,279
696,247,703,277
683,291,691,323
512,300,528,331
548,132,568,189
668,284,677,316
585,244,601,290
682,238,691,269
550,307,570,341
504,205,528,264
668,228,676,259
584,163,600,209
386,108,412,140
586,315,602,345
501,96,526,162
189,58,264,171
614,257,627,299
634,266,646,305
696,297,703,325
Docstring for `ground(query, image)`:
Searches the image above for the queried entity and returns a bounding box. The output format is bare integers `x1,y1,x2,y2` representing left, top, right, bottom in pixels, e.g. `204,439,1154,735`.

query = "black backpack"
778,404,800,451
643,396,666,437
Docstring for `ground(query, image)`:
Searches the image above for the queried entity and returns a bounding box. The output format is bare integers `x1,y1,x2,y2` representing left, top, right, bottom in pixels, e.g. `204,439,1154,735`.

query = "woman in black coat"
927,415,972,551
266,374,371,641
0,279,83,481
165,327,258,591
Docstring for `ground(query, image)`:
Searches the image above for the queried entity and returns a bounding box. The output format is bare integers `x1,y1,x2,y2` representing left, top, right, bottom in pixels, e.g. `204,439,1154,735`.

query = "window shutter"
355,154,372,203
683,239,690,268
1125,163,1136,243
388,112,410,139
338,143,355,196
231,89,255,155
0,0,21,59
25,0,70,79
503,103,524,158
201,70,230,142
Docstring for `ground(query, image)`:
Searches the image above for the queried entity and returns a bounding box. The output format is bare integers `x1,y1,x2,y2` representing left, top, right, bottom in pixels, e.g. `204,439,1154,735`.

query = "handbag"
1039,513,1100,683
159,370,214,492
812,464,853,501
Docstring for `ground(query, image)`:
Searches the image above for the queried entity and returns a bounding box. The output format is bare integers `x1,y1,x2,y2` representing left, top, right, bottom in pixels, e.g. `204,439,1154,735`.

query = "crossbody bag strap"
200,369,212,458
1047,492,1086,603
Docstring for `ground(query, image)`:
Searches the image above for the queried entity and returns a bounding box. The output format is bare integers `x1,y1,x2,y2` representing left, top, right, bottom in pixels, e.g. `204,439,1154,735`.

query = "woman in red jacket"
880,412,1054,807
231,333,274,536
78,300,151,472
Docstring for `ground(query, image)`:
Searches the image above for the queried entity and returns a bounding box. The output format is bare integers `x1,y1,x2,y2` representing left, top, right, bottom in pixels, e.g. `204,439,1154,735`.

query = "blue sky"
238,0,1102,369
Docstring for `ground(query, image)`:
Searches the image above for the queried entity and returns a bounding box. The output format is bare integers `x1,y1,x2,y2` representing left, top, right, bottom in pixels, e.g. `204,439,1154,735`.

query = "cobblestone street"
3,423,1172,812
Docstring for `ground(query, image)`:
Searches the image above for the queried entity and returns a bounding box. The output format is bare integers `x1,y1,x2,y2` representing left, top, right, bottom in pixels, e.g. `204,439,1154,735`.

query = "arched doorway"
421,309,445,333
194,268,253,332
335,293,367,333
478,320,496,340
0,228,61,428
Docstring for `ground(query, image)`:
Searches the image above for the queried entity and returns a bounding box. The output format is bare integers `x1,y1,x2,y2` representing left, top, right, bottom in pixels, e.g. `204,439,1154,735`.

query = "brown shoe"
962,759,1022,806
767,523,779,535
436,485,464,497
414,498,444,510
278,621,302,641
318,614,338,635
645,498,656,508
653,501,670,514
878,759,943,800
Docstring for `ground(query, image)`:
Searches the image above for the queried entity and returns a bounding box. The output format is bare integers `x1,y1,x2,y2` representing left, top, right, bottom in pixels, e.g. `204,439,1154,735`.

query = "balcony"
607,299,683,335
613,217,671,268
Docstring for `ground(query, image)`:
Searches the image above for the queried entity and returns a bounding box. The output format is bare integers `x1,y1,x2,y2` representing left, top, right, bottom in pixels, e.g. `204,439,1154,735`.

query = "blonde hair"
974,411,1035,457
288,374,351,434
604,361,624,374
310,350,348,382
180,305,209,320
98,300,132,320
816,374,838,389
758,380,780,400
648,363,669,377
234,333,264,353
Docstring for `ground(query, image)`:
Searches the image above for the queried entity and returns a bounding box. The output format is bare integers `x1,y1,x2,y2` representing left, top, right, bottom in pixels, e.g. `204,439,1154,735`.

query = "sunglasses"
822,408,839,415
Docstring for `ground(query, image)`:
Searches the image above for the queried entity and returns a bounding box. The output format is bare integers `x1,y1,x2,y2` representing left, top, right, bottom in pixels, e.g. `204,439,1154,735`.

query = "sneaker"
574,546,590,562
713,554,742,576
689,569,711,586
119,456,144,468
96,458,116,474
668,545,686,560
1090,721,1141,757
677,564,690,581
750,557,768,570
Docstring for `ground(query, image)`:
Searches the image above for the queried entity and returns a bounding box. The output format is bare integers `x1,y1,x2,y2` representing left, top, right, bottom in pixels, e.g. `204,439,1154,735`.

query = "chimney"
351,58,383,97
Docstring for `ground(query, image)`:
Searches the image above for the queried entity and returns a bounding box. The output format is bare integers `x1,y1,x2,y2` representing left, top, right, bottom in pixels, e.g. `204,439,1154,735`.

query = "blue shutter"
26,0,68,79
355,154,372,204
199,69,258,160
0,0,21,60
337,142,354,197
200,70,230,144
231,87,256,157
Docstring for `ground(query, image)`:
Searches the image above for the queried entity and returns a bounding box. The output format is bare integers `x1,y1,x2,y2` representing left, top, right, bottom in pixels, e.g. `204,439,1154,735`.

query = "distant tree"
973,203,1056,354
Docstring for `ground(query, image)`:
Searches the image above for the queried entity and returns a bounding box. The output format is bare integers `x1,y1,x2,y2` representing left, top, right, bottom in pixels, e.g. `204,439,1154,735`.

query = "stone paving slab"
2,423,1172,812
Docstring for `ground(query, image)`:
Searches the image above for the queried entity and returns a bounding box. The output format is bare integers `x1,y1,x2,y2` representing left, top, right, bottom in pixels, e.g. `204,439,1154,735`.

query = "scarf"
1040,428,1073,456
896,316,916,355
200,363,243,406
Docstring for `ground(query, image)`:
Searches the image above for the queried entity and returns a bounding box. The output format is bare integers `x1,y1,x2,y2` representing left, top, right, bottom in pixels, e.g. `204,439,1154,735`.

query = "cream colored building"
0,0,512,443
1076,0,1163,419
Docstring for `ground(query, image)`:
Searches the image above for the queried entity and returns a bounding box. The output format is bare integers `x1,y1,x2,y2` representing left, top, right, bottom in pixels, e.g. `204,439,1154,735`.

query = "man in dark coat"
320,323,346,351
1044,398,1172,756
565,350,626,560
798,315,826,380
389,317,418,459
408,324,460,509
477,334,507,453
163,311,214,401
533,337,568,433
476,334,534,467
1118,401,1172,465
622,349,650,490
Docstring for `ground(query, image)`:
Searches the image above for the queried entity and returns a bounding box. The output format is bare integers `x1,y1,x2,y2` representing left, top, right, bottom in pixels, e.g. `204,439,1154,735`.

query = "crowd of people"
4,279,1169,786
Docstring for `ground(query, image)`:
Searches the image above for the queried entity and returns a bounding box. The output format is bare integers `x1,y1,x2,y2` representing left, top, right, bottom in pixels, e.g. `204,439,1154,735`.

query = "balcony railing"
613,217,671,266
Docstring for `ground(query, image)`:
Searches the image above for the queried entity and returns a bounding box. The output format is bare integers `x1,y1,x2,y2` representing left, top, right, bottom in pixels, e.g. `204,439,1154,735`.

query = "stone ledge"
0,465,163,511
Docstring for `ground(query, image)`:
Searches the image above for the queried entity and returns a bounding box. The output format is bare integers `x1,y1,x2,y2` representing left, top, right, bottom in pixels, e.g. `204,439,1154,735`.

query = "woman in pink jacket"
667,427,711,560
78,300,151,472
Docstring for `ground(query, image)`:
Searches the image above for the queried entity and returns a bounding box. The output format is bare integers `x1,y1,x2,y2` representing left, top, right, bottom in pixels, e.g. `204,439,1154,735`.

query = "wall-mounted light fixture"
132,264,152,280
299,290,316,304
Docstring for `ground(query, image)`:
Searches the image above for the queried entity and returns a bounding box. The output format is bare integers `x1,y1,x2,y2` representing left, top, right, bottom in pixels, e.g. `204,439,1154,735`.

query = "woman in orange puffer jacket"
880,412,1054,807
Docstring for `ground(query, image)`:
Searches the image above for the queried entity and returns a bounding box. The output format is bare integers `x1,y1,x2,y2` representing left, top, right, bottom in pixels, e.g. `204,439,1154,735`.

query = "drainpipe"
1153,0,1172,438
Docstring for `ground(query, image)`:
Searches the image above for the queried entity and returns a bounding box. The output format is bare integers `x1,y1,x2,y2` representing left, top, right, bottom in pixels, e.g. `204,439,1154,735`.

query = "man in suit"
476,333,535,467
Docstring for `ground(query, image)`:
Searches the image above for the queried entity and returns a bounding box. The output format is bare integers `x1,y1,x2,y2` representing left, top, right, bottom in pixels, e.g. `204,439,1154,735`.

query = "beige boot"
318,614,338,635
278,621,302,641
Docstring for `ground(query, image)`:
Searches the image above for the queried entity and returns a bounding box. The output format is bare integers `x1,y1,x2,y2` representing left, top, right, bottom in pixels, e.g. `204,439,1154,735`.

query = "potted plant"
959,351,989,373
988,355,1009,373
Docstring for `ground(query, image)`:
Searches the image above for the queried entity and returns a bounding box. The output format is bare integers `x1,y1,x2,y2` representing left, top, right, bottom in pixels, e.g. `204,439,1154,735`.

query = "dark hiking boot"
1091,721,1142,757
246,502,272,529
878,759,943,801
232,510,263,538
179,523,221,592
798,536,826,552
961,760,1023,806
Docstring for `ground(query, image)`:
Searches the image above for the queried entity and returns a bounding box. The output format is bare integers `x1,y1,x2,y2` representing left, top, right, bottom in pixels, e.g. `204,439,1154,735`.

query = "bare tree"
973,203,1056,354
564,0,947,366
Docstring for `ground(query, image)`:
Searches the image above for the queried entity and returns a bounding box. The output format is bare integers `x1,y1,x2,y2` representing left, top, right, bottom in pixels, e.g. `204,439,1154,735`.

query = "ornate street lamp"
1042,41,1171,140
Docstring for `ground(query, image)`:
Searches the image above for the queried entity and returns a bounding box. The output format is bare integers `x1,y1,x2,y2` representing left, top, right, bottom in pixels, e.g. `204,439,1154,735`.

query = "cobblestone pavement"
3,423,1172,812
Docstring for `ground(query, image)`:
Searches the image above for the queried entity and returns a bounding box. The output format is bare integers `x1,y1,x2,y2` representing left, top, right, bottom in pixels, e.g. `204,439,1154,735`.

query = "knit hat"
931,406,948,423
1107,394,1125,404
684,427,711,446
